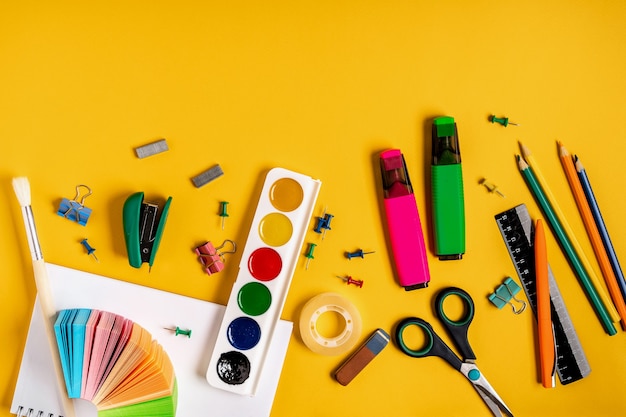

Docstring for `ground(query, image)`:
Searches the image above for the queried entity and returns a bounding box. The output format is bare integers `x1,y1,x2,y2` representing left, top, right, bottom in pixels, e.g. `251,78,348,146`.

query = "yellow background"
1,1,625,416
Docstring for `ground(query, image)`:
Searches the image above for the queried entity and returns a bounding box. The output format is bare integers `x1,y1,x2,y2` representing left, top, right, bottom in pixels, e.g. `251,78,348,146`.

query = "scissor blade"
460,364,514,417
472,383,513,417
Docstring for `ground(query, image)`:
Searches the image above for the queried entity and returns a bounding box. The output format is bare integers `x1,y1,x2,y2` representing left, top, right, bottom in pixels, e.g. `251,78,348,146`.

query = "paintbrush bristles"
12,176,31,207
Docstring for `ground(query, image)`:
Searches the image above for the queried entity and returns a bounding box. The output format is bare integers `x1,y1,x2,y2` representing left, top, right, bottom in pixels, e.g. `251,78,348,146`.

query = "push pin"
488,277,527,314
219,201,229,230
304,243,317,270
346,249,375,260
336,275,364,288
164,326,192,338
195,239,236,275
57,185,93,226
489,115,519,127
479,178,505,197
314,208,334,240
80,238,99,262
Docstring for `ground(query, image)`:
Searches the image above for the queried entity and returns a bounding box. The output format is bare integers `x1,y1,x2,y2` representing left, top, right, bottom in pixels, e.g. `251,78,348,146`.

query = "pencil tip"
574,155,583,171
518,141,530,157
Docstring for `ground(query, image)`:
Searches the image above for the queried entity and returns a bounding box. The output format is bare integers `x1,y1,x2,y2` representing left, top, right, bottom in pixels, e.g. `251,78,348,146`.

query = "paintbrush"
12,177,76,417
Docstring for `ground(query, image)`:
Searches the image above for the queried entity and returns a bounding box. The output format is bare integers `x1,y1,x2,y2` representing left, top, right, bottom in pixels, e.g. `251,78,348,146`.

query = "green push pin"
304,243,317,270
219,201,229,230
165,326,192,338
490,115,519,127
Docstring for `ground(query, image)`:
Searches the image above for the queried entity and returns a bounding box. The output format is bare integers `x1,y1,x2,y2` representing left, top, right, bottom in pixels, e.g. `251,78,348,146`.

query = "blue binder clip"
57,185,93,226
488,277,527,314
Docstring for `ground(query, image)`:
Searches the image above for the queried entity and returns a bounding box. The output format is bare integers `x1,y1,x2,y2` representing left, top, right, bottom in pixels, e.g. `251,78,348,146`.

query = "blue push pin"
346,249,375,260
80,238,99,262
314,211,334,239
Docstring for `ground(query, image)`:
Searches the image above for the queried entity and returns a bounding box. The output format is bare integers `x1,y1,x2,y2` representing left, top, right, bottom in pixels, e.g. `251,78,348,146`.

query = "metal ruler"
495,204,591,384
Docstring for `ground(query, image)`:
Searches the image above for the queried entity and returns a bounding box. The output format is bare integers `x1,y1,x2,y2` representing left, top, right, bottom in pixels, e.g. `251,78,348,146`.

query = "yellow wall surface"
1,1,625,416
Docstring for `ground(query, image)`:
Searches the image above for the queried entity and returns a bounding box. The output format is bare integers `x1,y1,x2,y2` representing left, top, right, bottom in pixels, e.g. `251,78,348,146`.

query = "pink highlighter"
379,149,430,290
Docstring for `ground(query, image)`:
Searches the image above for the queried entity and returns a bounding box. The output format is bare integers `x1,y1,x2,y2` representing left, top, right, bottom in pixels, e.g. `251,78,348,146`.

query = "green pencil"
517,155,617,336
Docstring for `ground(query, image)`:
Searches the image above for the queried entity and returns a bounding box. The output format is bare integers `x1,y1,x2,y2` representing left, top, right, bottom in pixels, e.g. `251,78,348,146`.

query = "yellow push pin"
479,178,505,197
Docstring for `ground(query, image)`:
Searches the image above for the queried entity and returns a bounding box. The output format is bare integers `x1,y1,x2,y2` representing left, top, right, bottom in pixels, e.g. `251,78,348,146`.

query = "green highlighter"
431,116,465,260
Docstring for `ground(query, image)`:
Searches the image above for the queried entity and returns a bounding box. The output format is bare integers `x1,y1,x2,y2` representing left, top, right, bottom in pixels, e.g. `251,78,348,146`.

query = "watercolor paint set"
206,167,321,396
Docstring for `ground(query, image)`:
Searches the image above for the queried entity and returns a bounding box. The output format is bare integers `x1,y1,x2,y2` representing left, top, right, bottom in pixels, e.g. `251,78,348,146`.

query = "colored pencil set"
516,142,626,337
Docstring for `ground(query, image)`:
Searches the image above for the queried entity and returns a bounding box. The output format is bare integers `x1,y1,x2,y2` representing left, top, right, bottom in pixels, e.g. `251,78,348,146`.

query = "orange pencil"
559,142,626,329
535,219,555,388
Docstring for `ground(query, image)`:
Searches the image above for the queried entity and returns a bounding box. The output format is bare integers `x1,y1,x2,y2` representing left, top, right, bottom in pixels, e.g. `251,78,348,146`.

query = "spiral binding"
15,405,60,417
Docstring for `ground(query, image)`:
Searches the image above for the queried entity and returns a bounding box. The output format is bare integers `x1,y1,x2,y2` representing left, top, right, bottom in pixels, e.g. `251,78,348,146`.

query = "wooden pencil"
559,143,626,330
517,155,617,335
575,155,626,306
519,142,620,323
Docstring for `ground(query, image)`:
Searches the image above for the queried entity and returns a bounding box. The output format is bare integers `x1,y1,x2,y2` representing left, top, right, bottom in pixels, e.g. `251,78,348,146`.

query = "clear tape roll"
299,293,362,355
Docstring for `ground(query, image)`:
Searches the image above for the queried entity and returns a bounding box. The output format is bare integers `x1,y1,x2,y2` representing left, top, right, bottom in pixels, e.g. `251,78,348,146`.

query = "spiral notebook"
10,263,292,417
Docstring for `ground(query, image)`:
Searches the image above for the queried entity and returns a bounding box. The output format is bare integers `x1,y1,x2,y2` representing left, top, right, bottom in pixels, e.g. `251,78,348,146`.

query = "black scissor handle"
435,287,476,361
394,317,463,371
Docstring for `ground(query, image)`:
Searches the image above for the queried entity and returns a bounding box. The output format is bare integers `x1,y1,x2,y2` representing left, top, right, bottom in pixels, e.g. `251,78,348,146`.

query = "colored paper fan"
53,308,177,416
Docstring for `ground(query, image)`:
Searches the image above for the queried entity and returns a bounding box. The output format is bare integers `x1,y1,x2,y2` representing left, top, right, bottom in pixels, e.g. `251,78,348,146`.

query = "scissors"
395,287,514,417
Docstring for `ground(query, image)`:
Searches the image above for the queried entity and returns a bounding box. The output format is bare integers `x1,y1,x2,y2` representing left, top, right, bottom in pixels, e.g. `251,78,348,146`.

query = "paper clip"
57,185,93,226
488,277,527,314
195,239,236,275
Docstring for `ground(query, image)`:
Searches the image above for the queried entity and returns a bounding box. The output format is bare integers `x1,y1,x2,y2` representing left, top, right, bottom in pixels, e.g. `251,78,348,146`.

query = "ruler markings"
495,204,590,384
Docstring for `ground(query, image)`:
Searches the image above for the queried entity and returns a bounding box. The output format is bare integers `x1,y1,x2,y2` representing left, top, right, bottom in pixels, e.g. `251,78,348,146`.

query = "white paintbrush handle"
32,260,77,417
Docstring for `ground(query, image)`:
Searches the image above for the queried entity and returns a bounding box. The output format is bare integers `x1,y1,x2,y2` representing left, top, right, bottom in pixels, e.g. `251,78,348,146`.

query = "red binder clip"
194,239,236,275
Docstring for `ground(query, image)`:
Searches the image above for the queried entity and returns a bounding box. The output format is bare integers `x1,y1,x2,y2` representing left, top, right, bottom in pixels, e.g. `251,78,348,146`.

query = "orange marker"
535,219,555,388
559,142,626,329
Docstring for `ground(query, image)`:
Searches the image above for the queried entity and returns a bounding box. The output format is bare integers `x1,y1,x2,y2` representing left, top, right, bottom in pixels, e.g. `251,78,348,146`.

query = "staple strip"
192,165,224,188
135,139,169,158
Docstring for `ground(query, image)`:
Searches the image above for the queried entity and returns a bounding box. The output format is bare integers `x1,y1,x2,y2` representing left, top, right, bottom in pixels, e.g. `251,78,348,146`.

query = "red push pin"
336,275,364,288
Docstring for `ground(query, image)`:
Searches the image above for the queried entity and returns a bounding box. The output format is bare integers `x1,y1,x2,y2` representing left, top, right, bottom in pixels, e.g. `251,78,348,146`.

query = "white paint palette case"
206,167,321,396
